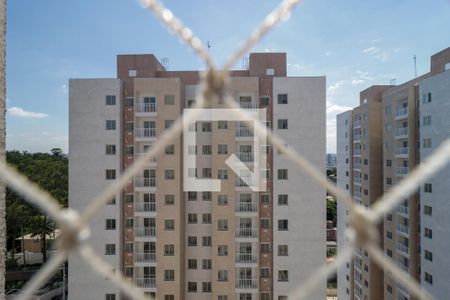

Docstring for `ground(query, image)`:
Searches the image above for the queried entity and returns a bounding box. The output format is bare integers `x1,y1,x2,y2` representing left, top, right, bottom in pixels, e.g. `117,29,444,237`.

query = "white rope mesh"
1,0,449,299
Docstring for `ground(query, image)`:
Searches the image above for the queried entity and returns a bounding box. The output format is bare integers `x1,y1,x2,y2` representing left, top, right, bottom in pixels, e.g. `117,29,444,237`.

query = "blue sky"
6,0,450,153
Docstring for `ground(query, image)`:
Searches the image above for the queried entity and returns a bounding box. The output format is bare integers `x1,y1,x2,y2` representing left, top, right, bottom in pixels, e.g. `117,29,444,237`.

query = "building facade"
68,53,326,300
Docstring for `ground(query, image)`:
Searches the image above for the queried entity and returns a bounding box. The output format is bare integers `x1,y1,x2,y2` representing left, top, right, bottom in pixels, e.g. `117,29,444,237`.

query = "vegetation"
326,196,337,227
6,148,67,268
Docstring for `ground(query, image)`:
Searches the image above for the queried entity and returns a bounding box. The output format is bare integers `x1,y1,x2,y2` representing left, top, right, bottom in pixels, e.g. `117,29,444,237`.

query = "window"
165,144,175,155
425,250,433,261
106,95,116,105
125,97,134,107
218,270,228,281
218,296,228,300
278,296,288,300
188,145,197,155
423,138,432,148
164,244,174,256
277,169,288,180
278,194,288,205
277,94,288,104
202,213,212,224
105,145,116,155
202,236,212,246
165,194,175,205
188,123,197,132
202,259,212,270
125,242,133,253
260,243,271,253
424,227,432,239
218,120,228,129
218,169,228,180
266,68,275,75
164,270,175,281
202,282,211,293
260,268,271,278
218,245,228,256
164,296,175,300
202,168,212,178
188,192,197,201
424,272,433,285
188,236,197,246
386,214,392,221
424,183,432,193
105,244,116,255
422,93,432,104
386,159,392,167
278,219,288,231
165,219,175,230
218,194,228,205
107,196,116,205
164,95,175,105
105,219,116,230
203,192,212,201
202,122,212,132
125,218,133,228
105,169,116,180
106,120,116,130
124,267,133,277
386,231,392,239
165,169,175,179
203,145,212,155
218,144,228,154
187,99,195,107
386,178,392,185
128,69,137,77
277,119,288,129
188,259,197,269
278,245,288,256
424,205,432,216
278,270,289,282
423,115,432,126
260,193,270,203
188,282,197,292
260,96,270,106
188,213,198,224
164,120,174,129
125,122,134,131
218,219,228,231
387,249,392,257
261,293,271,300
260,218,271,228
364,159,368,165
125,194,134,204
105,294,116,300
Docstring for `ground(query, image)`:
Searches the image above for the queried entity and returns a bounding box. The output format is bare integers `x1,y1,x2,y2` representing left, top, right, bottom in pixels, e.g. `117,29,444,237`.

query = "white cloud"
326,100,353,153
8,106,49,118
61,84,68,94
375,52,389,62
363,46,380,54
325,51,332,56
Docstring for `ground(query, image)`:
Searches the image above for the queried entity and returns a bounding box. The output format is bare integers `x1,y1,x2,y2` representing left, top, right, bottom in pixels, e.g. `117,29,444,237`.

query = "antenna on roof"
207,41,211,51
161,57,169,70
413,55,417,78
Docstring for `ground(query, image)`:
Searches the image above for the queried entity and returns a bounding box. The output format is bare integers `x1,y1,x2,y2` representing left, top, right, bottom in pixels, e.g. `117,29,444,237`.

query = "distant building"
326,153,337,169
16,229,61,253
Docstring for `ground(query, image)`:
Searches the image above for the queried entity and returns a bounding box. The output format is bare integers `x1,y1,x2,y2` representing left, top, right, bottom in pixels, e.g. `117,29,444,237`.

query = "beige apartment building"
69,52,326,300
337,47,450,300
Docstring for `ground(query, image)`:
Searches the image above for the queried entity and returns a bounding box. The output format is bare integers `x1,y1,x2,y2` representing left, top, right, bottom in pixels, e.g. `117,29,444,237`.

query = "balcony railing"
235,178,256,188
239,102,257,109
235,278,258,289
237,152,254,162
135,178,156,187
135,103,156,113
235,227,257,238
397,261,409,273
354,134,361,142
396,147,408,155
135,202,156,212
354,120,361,128
135,277,156,288
135,128,156,138
395,127,409,137
236,201,257,212
397,224,409,235
135,227,156,237
135,252,156,263
354,191,361,199
396,107,408,118
134,153,157,163
235,252,257,263
354,177,361,184
354,163,361,170
354,149,361,155
235,128,254,137
396,242,409,256
396,204,409,215
396,167,409,176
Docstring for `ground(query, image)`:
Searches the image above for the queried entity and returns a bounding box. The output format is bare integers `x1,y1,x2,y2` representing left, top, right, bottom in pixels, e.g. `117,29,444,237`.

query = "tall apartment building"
68,52,326,300
337,47,450,300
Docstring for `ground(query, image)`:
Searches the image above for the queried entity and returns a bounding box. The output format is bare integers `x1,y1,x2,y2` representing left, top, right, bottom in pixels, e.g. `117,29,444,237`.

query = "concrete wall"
272,76,326,299
68,79,122,300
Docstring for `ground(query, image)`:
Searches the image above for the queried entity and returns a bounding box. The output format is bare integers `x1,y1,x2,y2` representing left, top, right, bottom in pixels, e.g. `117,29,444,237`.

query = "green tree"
326,197,337,227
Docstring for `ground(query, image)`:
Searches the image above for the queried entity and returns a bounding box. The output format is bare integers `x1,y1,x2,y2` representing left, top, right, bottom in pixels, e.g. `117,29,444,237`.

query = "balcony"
395,127,409,138
354,163,361,170
235,128,254,137
396,167,409,177
237,152,254,162
134,153,157,164
235,178,256,188
396,242,409,257
354,120,361,129
135,227,156,237
239,102,257,109
135,202,156,213
354,191,361,199
236,201,257,213
235,253,257,263
353,134,361,143
354,177,361,184
135,178,156,188
396,107,408,119
397,261,409,273
235,278,258,289
395,147,409,157
396,205,409,216
135,128,156,139
135,103,156,114
135,277,156,288
235,227,257,238
354,149,361,156
397,224,409,236
135,252,156,263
